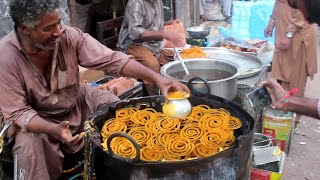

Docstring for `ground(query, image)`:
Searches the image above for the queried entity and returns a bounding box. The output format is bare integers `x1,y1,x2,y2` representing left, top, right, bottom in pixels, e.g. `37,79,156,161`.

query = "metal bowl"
186,26,211,39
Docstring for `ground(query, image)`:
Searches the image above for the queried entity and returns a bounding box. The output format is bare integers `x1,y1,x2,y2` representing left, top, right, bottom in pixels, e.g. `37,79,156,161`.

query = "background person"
118,0,185,95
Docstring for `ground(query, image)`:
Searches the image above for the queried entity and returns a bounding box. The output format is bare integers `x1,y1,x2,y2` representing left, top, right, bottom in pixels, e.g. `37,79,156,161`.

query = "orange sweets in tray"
180,47,207,59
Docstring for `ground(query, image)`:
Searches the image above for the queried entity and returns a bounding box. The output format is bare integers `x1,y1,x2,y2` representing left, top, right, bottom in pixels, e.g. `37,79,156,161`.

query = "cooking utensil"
186,26,211,39
87,95,255,180
174,48,190,75
242,64,271,73
162,92,191,118
161,59,239,101
200,47,264,78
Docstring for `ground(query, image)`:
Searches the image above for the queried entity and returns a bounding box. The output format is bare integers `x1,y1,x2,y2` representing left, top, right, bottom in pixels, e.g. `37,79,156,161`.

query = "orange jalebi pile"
180,47,207,59
101,105,242,162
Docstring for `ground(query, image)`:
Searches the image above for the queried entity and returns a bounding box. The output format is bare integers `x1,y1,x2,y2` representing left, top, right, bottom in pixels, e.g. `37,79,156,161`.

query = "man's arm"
286,96,319,119
74,27,189,98
139,30,184,46
264,1,278,37
27,116,83,145
260,80,320,119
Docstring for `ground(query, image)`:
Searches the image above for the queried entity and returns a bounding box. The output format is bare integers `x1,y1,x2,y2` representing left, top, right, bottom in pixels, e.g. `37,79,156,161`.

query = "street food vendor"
261,0,320,120
0,0,189,179
118,0,185,95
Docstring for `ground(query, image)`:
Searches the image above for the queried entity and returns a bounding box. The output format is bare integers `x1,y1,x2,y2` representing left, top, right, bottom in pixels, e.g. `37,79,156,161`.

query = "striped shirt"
118,0,164,54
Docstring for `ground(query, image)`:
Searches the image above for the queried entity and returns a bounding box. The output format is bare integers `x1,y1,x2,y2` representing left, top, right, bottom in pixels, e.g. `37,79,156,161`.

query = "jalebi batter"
100,105,242,161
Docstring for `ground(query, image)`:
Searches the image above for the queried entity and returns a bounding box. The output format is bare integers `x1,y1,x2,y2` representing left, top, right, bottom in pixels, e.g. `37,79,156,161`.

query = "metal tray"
200,47,264,79
211,41,268,57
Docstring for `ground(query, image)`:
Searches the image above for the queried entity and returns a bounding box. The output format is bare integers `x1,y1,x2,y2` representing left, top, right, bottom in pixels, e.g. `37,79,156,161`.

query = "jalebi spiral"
100,105,242,162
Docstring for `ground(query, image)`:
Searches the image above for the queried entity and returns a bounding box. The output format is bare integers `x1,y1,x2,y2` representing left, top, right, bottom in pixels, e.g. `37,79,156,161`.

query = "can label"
262,109,294,153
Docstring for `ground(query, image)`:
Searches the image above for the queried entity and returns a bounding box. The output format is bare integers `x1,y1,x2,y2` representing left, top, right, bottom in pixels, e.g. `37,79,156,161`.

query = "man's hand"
165,19,182,26
56,121,84,146
277,36,291,51
155,76,190,99
264,24,274,37
260,80,286,110
161,31,185,47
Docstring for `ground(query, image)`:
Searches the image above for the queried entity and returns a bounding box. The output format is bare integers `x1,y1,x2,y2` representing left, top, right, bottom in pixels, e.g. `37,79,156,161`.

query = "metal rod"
174,48,190,75
14,155,17,180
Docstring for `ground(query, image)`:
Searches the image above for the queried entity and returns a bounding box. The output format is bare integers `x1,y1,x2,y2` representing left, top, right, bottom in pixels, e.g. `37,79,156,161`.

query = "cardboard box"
262,108,295,153
251,151,285,180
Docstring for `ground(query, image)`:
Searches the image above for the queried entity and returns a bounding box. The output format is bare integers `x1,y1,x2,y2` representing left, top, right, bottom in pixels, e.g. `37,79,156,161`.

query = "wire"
63,161,84,173
68,173,83,180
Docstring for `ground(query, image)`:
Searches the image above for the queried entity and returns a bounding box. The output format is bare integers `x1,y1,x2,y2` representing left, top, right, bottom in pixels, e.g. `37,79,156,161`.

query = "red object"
282,88,298,112
251,168,271,180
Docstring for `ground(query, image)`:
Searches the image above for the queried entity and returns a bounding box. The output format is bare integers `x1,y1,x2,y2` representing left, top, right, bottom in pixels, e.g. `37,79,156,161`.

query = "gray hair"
10,0,62,28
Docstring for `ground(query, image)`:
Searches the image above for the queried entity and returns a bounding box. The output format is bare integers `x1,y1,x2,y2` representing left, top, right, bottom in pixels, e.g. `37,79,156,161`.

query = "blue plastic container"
232,0,275,43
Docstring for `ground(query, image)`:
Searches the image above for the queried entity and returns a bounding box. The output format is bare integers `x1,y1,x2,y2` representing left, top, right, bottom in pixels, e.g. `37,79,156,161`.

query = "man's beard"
33,38,57,51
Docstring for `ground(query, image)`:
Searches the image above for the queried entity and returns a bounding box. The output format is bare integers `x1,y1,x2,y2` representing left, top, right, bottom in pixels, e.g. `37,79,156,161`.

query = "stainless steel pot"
160,59,239,101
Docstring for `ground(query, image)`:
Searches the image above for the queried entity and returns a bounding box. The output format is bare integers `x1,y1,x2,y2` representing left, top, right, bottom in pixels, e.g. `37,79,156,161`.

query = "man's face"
27,9,62,51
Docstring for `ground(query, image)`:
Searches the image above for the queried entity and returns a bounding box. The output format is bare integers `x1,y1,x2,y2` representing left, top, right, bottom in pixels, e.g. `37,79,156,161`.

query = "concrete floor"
281,36,320,180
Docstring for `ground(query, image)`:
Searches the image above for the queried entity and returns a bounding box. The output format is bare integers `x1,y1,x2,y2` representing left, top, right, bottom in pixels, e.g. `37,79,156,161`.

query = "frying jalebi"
100,105,242,162
179,116,193,127
110,137,136,158
200,130,228,148
146,136,165,152
128,126,150,145
193,143,218,157
101,118,127,140
156,117,180,132
180,123,205,142
165,137,194,157
157,132,180,146
187,106,208,121
141,147,164,161
116,107,139,122
130,108,157,125
228,116,242,130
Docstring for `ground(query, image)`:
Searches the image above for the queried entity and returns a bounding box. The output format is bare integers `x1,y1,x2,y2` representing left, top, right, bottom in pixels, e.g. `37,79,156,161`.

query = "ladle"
242,64,271,73
174,48,190,75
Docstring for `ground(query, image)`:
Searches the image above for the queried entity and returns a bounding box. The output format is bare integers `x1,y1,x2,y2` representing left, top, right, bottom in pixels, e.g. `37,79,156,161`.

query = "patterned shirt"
118,0,164,54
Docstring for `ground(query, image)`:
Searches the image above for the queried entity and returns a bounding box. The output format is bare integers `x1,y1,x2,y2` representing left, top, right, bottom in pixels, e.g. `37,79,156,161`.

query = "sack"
203,1,225,21
163,23,187,48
